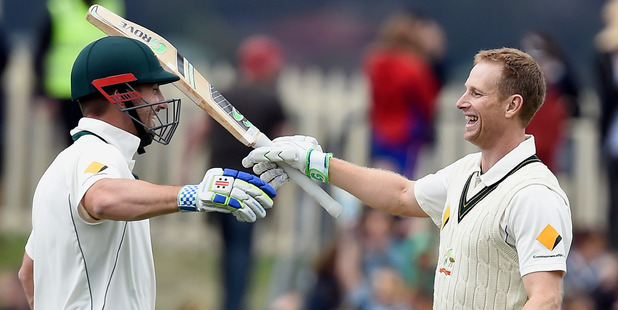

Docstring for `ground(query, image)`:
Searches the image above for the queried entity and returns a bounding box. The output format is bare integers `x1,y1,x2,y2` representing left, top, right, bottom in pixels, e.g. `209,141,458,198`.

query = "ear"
112,89,127,109
505,94,523,119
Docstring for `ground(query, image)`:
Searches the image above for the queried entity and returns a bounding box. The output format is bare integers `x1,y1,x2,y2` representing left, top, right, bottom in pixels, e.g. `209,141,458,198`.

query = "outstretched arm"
243,135,428,218
81,168,276,222
329,158,427,218
81,178,181,221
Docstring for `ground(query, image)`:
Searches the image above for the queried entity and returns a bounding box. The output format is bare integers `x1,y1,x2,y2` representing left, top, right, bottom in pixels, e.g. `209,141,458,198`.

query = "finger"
269,174,289,189
231,187,266,219
233,206,257,222
244,147,298,164
234,180,274,209
299,135,319,148
259,167,287,184
223,169,276,198
253,162,279,175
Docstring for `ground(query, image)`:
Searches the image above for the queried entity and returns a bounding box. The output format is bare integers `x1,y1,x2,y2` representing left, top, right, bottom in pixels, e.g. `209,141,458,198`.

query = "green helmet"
70,36,179,100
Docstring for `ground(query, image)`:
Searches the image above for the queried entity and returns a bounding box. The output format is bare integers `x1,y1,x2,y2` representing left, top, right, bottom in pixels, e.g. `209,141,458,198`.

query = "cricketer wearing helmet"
18,36,276,309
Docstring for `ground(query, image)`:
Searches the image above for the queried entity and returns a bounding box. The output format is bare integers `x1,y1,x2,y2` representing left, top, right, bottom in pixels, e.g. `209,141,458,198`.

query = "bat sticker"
209,85,253,130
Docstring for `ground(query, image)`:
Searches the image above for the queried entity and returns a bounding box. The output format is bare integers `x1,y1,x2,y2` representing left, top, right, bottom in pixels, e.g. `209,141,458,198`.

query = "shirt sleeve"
414,163,454,227
505,185,572,277
73,143,130,223
25,232,34,257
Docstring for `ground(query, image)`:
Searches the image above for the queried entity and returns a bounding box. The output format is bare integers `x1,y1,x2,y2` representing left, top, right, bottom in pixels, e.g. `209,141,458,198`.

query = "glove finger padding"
180,168,276,222
253,162,289,189
253,161,278,175
242,135,332,183
242,135,320,168
231,181,269,217
242,147,300,168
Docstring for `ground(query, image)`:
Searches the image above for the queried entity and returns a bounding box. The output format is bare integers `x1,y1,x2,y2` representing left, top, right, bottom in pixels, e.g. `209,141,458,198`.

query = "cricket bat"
86,5,343,218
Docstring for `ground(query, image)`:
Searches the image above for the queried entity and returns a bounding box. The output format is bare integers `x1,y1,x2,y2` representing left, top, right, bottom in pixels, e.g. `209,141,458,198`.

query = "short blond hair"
474,48,546,127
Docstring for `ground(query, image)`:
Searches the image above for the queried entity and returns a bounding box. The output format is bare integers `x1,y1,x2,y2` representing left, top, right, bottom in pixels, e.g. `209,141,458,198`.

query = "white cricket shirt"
414,135,572,277
25,118,156,309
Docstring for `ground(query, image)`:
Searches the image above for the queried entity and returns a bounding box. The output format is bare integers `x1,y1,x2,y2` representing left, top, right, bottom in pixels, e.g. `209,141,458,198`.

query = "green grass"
0,233,276,310
153,245,276,310
0,233,28,271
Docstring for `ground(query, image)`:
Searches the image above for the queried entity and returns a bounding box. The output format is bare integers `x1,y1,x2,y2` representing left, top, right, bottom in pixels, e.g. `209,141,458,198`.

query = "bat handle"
254,134,343,218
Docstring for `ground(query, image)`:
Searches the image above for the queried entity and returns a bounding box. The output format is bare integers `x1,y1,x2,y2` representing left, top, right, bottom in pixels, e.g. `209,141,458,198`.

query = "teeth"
465,116,478,122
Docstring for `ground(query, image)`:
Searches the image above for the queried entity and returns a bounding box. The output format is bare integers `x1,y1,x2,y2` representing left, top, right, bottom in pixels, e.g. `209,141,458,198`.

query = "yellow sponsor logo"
536,224,562,251
85,161,107,174
441,206,450,229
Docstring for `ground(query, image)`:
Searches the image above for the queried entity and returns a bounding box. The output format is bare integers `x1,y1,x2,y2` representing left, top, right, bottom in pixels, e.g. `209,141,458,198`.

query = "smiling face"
456,61,513,150
132,83,168,128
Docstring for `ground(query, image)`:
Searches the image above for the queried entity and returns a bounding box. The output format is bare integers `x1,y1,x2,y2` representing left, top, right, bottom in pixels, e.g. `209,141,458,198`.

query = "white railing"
0,41,607,251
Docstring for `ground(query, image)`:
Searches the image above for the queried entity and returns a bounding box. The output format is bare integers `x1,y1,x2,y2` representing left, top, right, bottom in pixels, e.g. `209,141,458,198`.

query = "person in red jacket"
364,11,442,178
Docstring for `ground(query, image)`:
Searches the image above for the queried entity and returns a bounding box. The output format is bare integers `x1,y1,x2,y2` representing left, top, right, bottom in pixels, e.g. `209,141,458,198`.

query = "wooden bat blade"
86,5,260,147
86,5,343,218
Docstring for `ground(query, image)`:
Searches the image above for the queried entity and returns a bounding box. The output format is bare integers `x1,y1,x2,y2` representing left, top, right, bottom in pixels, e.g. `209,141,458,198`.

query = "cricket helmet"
70,36,179,100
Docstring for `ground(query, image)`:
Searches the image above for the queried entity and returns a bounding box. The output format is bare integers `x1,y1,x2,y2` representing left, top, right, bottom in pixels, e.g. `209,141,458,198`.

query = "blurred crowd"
1,1,618,310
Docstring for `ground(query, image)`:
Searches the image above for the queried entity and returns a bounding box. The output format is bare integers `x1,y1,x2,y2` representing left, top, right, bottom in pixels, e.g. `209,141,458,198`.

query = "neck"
479,131,526,174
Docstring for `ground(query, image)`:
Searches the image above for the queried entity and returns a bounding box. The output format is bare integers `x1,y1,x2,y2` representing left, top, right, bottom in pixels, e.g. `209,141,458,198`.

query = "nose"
155,101,169,112
455,93,468,110
154,91,168,111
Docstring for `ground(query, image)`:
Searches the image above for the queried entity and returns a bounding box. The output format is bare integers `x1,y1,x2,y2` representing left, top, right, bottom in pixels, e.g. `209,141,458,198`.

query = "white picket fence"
0,40,608,255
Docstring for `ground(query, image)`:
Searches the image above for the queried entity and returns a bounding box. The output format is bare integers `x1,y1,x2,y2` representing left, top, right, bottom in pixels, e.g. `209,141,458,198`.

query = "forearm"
83,178,182,221
329,158,426,217
18,253,34,309
522,271,564,310
522,295,562,310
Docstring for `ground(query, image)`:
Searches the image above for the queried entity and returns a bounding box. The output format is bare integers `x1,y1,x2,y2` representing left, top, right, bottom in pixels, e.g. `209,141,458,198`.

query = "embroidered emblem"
439,249,455,276
536,224,562,251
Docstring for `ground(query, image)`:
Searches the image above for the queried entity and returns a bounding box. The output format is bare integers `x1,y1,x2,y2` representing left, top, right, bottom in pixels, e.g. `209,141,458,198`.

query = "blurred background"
0,0,616,309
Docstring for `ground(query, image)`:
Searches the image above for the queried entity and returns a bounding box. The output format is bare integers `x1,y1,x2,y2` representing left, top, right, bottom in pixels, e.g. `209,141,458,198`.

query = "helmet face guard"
92,73,181,146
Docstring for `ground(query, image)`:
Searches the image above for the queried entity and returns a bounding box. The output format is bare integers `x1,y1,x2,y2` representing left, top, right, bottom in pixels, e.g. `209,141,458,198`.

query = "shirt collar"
70,118,141,162
476,135,537,186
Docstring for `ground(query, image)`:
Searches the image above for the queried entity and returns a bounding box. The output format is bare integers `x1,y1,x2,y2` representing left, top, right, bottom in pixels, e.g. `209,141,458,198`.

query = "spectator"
564,230,618,309
364,11,441,179
0,24,9,178
520,31,581,173
594,0,618,252
33,0,125,146
183,34,290,310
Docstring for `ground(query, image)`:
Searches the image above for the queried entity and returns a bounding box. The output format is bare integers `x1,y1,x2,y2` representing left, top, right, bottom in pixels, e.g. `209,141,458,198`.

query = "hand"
177,168,276,222
242,135,332,188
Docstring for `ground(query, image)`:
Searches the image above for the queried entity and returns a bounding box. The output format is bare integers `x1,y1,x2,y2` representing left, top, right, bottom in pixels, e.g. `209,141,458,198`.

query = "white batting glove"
242,135,332,188
177,168,276,222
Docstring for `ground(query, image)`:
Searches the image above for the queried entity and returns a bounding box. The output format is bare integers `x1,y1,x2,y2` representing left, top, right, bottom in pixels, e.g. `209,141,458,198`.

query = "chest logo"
438,249,455,276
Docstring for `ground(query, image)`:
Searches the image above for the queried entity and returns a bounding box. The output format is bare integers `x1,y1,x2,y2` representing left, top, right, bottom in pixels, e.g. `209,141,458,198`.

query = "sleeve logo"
84,161,108,174
536,224,562,251
441,206,451,229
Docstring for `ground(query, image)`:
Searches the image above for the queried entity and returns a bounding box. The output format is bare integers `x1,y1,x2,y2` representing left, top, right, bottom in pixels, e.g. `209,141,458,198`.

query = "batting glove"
177,168,276,222
242,135,332,188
